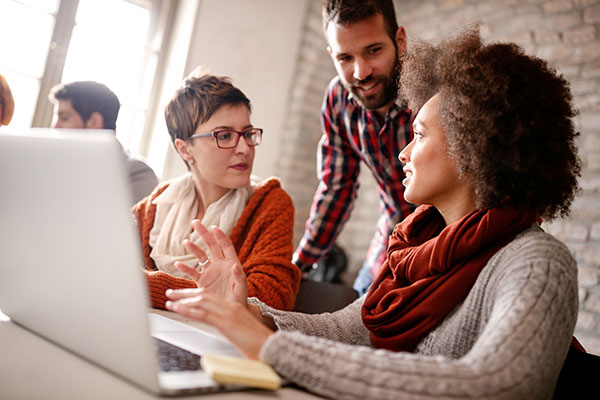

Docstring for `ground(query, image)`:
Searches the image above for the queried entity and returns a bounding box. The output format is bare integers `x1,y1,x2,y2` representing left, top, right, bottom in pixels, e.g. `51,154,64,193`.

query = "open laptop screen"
0,128,161,392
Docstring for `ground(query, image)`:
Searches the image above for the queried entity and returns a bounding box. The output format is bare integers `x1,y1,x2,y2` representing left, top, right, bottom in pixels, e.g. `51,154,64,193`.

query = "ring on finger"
197,257,211,268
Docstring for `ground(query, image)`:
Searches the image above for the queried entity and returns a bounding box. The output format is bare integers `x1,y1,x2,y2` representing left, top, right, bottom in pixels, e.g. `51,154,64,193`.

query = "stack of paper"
201,354,282,390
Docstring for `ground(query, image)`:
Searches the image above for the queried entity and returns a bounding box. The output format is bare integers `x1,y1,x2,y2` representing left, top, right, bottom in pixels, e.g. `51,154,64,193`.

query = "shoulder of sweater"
254,176,281,192
251,178,291,205
500,225,574,262
147,181,170,201
234,178,292,233
139,182,169,204
485,225,577,283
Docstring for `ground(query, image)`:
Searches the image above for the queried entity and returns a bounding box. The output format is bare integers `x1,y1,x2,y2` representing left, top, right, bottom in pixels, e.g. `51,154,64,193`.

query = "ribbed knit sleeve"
257,228,578,399
249,296,370,346
144,271,194,309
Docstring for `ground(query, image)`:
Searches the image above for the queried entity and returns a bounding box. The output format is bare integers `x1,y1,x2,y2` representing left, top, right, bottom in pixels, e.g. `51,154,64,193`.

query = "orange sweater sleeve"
232,179,301,310
145,270,195,309
132,184,168,274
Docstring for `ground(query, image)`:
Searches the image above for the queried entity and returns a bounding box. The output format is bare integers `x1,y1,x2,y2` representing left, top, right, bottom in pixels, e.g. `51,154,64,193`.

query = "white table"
0,309,323,399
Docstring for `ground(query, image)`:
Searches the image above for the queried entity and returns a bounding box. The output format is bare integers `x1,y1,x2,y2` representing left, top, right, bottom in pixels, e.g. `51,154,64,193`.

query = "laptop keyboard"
155,338,201,372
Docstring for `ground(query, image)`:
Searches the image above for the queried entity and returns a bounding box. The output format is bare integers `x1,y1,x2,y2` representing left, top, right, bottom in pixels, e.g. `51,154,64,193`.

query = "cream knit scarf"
148,173,253,277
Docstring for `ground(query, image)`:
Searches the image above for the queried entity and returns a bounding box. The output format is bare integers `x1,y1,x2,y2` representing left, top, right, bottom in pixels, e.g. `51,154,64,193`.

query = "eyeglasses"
188,128,263,149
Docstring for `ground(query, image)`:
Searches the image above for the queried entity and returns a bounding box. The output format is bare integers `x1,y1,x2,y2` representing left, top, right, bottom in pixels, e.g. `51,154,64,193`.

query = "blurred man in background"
50,81,158,205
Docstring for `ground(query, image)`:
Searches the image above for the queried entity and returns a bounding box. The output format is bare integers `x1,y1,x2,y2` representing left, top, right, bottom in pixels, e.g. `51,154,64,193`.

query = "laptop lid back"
0,129,161,393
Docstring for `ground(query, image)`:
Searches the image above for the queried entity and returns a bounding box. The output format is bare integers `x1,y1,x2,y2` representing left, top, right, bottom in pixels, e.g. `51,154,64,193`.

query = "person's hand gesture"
166,289,273,360
175,220,247,305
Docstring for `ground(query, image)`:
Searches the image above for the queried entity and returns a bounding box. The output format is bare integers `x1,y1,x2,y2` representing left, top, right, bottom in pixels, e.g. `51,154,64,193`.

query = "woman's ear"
174,138,193,164
85,112,104,129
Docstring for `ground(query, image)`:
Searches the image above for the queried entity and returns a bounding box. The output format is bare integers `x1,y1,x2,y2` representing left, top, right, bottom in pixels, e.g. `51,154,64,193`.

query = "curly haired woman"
165,29,581,399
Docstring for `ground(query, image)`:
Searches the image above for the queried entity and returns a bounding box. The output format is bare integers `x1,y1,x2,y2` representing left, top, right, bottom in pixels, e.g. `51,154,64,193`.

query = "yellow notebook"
200,354,282,390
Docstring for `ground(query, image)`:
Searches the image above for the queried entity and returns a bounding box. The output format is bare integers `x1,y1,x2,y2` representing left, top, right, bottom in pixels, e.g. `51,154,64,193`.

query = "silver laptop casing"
0,129,238,395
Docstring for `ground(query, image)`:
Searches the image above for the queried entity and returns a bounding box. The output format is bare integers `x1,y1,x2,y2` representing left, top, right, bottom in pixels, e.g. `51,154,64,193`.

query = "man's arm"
294,82,361,271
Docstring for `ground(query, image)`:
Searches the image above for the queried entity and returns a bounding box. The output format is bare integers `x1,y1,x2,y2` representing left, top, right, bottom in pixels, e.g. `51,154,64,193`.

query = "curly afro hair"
399,27,581,220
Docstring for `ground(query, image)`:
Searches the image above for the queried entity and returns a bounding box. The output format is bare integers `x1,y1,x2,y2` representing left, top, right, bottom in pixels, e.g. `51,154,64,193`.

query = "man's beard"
346,57,401,111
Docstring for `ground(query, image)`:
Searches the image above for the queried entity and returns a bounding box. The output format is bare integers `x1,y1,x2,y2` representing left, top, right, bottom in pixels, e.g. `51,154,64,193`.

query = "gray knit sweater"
254,226,578,399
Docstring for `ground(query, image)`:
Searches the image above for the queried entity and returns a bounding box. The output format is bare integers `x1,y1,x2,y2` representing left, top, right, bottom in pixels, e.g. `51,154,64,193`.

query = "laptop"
0,128,245,395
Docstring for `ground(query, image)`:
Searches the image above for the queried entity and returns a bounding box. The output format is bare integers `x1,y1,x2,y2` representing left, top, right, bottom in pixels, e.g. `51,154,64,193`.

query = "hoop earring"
189,159,195,166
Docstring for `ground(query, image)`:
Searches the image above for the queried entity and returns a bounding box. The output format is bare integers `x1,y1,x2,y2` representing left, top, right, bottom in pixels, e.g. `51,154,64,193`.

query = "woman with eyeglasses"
132,69,301,311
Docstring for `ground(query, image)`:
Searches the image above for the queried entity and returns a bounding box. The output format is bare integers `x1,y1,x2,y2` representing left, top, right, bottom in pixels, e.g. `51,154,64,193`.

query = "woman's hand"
166,289,273,360
175,220,247,305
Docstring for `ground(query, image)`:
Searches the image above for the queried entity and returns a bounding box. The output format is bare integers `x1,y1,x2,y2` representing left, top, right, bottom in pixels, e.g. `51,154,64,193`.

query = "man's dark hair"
50,81,120,130
322,0,399,41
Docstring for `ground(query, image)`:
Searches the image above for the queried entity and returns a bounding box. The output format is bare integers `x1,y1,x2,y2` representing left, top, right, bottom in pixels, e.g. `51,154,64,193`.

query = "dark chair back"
304,244,348,283
293,278,358,314
553,347,600,399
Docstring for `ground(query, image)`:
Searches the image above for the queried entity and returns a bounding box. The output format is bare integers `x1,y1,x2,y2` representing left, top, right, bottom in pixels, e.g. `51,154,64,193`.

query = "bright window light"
61,0,155,149
0,0,57,128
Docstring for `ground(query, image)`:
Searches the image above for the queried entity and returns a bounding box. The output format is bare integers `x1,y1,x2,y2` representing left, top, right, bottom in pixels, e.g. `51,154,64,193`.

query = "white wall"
158,0,308,181
146,0,200,181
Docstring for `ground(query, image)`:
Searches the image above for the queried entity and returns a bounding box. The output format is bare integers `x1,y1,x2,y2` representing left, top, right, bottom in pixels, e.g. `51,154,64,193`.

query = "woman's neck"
435,186,478,226
192,177,230,220
438,201,476,226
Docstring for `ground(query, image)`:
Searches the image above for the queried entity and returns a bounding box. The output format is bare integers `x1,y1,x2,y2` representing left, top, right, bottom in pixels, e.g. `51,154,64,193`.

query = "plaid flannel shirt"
294,76,415,279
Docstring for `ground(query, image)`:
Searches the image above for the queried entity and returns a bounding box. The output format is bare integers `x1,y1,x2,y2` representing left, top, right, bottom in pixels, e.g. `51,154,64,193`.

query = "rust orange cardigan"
133,177,300,310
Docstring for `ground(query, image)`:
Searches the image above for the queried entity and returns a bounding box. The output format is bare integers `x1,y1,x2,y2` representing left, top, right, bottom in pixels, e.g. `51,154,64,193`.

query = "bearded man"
294,0,416,295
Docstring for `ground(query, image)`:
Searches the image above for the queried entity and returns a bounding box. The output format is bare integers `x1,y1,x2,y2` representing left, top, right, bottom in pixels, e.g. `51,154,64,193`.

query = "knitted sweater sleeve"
257,231,578,399
249,296,370,346
235,180,301,310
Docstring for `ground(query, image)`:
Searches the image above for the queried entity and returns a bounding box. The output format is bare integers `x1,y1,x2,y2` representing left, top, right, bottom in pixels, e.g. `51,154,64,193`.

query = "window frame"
28,0,177,157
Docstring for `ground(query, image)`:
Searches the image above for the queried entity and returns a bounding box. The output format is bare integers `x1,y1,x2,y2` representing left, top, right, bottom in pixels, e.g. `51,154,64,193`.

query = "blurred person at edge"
0,74,15,126
50,80,158,205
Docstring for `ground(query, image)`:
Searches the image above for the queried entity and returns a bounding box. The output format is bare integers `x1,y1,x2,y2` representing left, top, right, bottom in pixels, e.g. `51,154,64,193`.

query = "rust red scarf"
362,204,537,352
